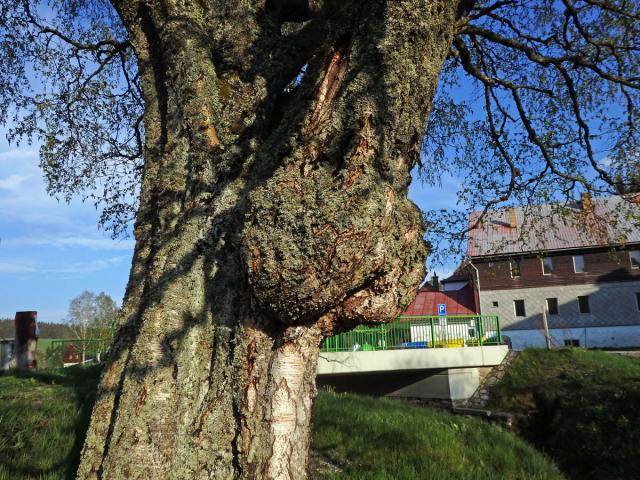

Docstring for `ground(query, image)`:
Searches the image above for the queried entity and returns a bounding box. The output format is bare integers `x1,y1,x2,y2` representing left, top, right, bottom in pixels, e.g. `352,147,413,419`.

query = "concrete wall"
387,368,480,400
505,324,640,350
317,368,481,401
0,340,13,370
317,345,508,376
316,346,509,401
480,281,640,348
480,281,640,331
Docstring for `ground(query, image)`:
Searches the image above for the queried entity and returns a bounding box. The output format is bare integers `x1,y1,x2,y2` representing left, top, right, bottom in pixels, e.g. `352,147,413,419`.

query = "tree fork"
77,1,467,478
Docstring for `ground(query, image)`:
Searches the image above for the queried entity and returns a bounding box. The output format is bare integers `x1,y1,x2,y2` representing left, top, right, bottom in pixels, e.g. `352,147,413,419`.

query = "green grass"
0,367,563,480
36,339,60,353
312,390,563,479
0,366,100,480
488,348,640,480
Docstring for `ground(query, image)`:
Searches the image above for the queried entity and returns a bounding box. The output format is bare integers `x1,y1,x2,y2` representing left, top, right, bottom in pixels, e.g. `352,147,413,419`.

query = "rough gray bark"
77,1,467,478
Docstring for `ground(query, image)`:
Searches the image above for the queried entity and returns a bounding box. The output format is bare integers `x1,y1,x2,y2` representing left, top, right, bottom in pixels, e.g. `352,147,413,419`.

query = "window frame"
509,258,521,278
573,254,586,273
541,256,554,275
630,250,640,269
578,295,590,314
546,297,559,315
514,299,526,317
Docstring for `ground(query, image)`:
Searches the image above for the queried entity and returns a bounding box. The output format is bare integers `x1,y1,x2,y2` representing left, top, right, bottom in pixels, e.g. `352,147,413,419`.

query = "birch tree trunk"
77,1,467,478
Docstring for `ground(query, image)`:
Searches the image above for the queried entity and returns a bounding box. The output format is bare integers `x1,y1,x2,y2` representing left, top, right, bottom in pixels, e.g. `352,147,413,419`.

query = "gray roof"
467,196,640,258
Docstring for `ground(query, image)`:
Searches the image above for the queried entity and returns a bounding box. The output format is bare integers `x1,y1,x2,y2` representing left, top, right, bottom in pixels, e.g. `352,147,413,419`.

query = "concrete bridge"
316,316,509,401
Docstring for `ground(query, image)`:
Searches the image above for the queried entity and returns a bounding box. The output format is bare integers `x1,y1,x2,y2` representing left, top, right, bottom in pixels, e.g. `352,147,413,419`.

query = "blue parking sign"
437,304,447,316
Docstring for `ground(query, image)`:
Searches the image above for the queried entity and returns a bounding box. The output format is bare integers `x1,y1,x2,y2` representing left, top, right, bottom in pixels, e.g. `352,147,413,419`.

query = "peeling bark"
77,1,466,478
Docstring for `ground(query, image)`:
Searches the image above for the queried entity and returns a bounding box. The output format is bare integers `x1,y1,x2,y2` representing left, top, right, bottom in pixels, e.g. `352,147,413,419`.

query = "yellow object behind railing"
429,338,465,348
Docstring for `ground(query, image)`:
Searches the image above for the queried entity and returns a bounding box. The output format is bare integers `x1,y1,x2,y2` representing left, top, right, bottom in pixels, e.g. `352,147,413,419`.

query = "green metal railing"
47,321,116,368
320,315,502,353
48,337,114,368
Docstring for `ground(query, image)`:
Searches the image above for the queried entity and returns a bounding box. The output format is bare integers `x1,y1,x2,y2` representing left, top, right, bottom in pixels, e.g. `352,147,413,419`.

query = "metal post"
382,324,387,350
542,305,552,350
496,315,503,344
430,318,436,348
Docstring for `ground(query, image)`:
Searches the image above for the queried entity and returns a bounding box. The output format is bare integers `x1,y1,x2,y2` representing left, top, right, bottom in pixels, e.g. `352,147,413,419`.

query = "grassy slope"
488,348,640,480
0,366,100,480
312,390,563,479
0,366,562,480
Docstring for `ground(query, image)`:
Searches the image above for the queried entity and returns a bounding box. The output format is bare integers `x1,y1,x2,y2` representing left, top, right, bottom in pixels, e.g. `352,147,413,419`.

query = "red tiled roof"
402,284,478,316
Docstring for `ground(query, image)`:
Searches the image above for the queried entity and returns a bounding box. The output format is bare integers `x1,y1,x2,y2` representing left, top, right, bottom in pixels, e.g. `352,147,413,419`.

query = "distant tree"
95,292,119,337
37,321,74,339
0,319,73,339
67,291,119,362
0,319,12,338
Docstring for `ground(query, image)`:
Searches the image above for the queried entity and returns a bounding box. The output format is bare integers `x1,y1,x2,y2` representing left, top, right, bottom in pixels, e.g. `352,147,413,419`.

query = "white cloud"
599,156,613,168
47,255,128,275
0,147,103,231
0,255,129,277
6,236,135,251
0,174,31,191
0,148,39,163
0,260,37,273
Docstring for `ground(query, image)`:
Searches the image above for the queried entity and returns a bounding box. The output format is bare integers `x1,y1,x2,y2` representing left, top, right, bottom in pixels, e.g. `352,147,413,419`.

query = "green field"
0,366,562,480
488,348,640,480
36,339,61,353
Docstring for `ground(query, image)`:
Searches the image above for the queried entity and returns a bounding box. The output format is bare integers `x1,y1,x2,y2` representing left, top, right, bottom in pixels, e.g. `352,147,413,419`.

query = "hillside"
488,348,640,480
0,366,563,480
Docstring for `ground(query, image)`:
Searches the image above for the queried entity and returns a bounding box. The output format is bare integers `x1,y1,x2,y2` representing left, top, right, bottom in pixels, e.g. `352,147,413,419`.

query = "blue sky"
0,132,135,322
0,132,461,323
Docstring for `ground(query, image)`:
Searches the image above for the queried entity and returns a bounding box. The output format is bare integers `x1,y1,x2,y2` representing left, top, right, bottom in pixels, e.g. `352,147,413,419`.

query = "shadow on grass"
0,365,101,480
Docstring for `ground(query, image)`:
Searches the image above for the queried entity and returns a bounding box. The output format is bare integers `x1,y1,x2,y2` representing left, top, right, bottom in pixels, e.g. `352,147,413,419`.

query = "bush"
489,348,640,480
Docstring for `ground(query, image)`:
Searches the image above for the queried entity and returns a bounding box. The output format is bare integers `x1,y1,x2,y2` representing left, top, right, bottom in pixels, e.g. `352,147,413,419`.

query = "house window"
541,256,554,275
578,295,590,314
492,301,499,307
514,299,526,317
509,258,521,278
630,250,640,269
635,292,640,311
573,255,585,273
564,339,580,347
546,298,559,315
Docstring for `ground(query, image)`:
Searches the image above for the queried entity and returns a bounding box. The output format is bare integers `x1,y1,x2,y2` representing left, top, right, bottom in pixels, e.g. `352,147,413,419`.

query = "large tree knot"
242,108,428,326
